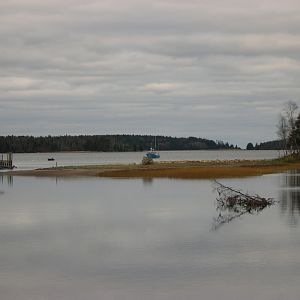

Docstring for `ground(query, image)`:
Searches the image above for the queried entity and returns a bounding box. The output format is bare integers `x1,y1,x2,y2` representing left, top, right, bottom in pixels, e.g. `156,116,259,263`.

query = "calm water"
0,173,299,299
10,150,281,170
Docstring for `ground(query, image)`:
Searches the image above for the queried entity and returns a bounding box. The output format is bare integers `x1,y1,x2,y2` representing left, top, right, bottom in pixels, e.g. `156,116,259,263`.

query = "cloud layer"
1,0,300,145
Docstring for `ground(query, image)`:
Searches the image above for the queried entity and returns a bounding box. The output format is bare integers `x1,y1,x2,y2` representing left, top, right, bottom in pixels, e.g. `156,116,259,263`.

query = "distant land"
0,135,284,153
247,140,284,150
0,135,241,153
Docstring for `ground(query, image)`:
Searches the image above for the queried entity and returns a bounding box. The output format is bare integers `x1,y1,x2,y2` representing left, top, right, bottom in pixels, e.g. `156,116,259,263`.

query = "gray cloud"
1,0,300,146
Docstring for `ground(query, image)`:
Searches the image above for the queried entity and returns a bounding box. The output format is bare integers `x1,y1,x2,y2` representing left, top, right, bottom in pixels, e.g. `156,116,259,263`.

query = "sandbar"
4,158,300,179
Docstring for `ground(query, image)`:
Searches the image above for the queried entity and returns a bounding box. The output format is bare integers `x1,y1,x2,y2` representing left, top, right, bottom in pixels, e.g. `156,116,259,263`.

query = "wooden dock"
0,153,13,169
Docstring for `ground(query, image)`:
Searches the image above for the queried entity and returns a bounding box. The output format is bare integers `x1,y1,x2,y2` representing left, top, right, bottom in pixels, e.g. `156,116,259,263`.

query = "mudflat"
5,158,300,179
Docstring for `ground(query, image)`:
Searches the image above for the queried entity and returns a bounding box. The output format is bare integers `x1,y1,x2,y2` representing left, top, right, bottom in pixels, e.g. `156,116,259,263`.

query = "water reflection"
0,175,13,187
0,175,299,299
142,177,153,186
280,170,300,226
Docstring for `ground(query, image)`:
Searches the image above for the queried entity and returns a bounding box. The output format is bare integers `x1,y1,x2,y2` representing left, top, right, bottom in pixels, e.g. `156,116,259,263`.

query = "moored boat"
146,148,160,159
145,136,160,159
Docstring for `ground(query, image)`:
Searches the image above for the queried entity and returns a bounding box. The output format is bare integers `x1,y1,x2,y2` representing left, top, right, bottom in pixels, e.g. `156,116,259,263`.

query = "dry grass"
7,156,300,179
98,163,300,179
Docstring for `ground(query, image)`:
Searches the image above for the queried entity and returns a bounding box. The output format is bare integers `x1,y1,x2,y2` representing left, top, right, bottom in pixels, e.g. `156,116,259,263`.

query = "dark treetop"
0,135,238,153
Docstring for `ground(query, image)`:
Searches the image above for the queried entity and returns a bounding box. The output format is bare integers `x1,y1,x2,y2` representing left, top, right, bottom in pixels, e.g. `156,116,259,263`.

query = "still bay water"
11,150,281,170
0,172,300,299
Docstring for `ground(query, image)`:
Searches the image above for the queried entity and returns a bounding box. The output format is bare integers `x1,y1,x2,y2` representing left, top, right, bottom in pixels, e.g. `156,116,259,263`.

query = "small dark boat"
48,158,55,161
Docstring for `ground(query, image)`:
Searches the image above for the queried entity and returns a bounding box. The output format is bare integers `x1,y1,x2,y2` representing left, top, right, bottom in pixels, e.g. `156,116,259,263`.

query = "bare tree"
284,101,298,130
277,115,289,155
285,101,299,153
277,101,299,155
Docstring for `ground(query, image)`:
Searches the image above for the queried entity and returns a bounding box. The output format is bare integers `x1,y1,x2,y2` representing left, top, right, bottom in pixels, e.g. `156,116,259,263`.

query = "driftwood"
212,180,275,230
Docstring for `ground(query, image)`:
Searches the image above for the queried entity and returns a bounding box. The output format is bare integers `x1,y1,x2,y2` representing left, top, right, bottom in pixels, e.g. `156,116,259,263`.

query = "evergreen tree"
246,143,254,150
288,113,300,153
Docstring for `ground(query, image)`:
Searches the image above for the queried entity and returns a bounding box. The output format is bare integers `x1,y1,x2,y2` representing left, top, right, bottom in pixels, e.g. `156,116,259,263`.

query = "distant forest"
0,135,239,153
246,140,284,150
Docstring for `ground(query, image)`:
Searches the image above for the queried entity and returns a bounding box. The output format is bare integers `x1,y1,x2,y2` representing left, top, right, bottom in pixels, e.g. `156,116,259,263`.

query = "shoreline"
4,158,300,179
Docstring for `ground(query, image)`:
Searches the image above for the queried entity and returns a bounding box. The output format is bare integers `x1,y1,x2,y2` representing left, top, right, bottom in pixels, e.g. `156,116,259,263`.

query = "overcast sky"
1,0,300,146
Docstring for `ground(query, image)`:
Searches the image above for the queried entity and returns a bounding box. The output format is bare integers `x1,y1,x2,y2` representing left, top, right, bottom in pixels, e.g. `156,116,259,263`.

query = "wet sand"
5,158,300,179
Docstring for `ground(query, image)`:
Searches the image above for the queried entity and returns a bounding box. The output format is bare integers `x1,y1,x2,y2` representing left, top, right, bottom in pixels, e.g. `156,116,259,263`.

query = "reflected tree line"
280,170,300,226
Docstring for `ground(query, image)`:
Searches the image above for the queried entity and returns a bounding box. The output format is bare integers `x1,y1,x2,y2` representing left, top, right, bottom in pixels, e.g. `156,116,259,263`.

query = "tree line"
0,135,239,153
246,140,284,150
276,101,300,155
246,101,300,152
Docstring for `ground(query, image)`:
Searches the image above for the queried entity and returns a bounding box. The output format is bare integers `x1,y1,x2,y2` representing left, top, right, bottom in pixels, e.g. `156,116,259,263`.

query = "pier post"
0,153,13,169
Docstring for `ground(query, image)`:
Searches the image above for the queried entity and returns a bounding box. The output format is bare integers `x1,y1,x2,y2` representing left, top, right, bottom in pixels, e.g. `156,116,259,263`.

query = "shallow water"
0,172,299,299
9,150,281,170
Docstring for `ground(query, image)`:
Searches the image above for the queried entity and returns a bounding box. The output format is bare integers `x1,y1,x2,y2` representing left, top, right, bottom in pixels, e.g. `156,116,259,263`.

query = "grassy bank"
6,155,300,179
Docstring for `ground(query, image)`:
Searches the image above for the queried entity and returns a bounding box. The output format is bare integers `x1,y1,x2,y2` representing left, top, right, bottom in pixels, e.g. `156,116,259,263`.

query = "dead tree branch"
212,180,276,230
